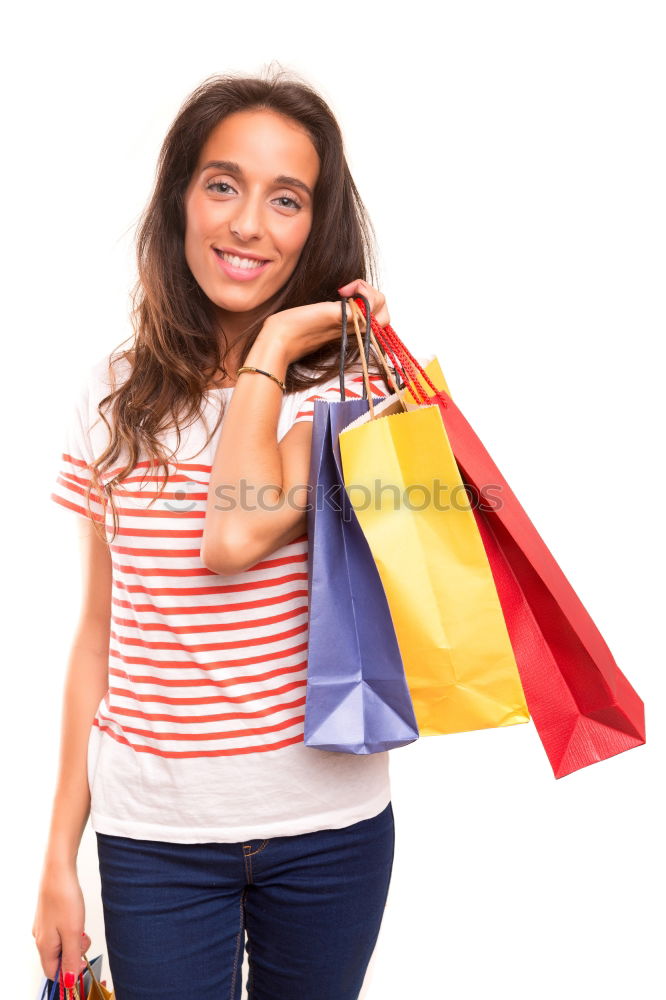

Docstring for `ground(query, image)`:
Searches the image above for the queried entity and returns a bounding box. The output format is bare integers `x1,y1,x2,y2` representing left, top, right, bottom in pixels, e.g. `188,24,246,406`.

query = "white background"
3,1,664,996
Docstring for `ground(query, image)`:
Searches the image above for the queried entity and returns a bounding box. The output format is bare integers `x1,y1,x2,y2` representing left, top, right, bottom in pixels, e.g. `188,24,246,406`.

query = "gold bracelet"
236,365,286,393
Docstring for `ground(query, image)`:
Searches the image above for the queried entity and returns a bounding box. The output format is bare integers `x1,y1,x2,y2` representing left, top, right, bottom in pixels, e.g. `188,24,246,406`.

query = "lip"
212,247,272,282
214,245,270,262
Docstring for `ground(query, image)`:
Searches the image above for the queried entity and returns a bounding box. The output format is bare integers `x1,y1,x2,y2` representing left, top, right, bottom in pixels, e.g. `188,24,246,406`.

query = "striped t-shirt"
50,351,394,843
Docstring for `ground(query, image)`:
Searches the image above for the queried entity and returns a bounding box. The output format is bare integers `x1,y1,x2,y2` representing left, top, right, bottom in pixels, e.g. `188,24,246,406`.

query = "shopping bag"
81,954,114,1000
366,307,646,778
304,296,419,753
38,952,114,999
337,301,530,738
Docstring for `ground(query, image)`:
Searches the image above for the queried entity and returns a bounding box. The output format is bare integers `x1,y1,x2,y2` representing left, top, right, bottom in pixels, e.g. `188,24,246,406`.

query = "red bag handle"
58,969,86,999
352,296,447,408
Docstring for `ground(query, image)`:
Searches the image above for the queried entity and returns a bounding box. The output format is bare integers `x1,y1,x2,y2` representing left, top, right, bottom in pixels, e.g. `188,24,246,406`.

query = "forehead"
195,109,320,185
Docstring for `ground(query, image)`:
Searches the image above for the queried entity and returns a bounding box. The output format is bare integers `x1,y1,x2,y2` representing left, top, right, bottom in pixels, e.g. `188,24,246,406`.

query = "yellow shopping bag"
403,355,451,400
338,327,529,737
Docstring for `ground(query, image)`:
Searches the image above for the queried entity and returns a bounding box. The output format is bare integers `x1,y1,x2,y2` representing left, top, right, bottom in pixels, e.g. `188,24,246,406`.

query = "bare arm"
201,320,315,575
200,287,391,575
44,516,112,867
33,514,112,980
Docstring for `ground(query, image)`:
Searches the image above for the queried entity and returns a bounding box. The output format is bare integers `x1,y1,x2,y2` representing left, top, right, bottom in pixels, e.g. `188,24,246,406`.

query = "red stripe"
295,389,388,418
109,640,309,673
109,670,307,705
107,539,306,560
108,658,307,690
107,689,307,724
109,620,308,655
112,573,308,598
111,589,308,632
60,451,91,469
51,492,105,523
110,603,306,635
110,549,307,577
91,718,306,757
96,708,305,743
111,570,308,603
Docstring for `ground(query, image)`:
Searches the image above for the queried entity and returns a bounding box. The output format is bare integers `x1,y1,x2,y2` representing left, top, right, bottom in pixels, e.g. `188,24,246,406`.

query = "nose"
229,193,265,243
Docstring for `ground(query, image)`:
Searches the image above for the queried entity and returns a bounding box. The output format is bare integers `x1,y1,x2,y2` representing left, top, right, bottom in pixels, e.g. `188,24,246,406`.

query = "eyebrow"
199,159,313,198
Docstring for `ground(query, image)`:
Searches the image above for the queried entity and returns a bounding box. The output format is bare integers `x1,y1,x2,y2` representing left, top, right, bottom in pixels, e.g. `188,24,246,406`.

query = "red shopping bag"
364,304,646,779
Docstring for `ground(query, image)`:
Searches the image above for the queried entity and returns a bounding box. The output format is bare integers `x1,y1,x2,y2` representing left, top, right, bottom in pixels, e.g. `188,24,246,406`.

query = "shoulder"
66,350,133,448
290,356,391,398
79,350,133,415
89,350,132,394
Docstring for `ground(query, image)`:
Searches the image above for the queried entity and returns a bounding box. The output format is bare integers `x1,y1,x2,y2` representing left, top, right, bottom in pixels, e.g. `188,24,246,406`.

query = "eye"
205,179,303,211
207,180,236,195
272,194,303,211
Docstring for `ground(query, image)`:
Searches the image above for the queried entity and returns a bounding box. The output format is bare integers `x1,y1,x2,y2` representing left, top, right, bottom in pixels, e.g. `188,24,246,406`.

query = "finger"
342,299,368,335
338,281,390,328
37,933,63,982
357,286,389,327
369,293,390,328
350,294,390,331
59,930,88,984
337,278,377,310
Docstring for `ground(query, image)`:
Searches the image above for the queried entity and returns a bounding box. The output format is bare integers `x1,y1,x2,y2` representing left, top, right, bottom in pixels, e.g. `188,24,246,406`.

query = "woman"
33,70,397,999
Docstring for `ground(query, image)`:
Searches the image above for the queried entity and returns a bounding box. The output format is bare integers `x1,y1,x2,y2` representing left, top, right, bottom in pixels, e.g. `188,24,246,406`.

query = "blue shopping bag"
303,296,419,754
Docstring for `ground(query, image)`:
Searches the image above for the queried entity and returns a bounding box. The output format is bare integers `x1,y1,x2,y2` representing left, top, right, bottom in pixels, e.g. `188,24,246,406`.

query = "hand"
262,279,390,366
33,865,91,983
336,278,391,328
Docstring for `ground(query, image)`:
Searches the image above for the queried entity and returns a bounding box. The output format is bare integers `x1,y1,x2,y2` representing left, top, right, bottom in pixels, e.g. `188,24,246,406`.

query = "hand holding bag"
38,952,114,999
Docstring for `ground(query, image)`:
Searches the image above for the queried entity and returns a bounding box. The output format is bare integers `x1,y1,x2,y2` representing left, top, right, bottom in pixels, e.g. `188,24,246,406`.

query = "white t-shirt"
50,351,394,843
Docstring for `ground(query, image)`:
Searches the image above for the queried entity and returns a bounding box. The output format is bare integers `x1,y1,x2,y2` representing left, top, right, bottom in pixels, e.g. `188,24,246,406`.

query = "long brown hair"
87,66,386,542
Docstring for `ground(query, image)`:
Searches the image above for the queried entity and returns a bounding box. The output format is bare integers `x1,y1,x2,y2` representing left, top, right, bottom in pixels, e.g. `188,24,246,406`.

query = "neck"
211,297,279,386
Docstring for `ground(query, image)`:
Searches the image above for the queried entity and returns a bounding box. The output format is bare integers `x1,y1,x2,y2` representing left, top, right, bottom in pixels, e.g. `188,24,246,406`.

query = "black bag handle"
338,293,373,400
338,293,406,399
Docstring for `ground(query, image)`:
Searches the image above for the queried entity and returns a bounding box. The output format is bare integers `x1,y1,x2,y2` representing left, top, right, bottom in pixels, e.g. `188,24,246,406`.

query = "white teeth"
217,251,266,269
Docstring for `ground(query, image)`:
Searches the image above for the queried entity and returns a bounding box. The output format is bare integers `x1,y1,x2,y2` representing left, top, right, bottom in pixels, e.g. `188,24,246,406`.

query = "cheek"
184,192,218,252
183,225,200,275
282,216,313,261
185,204,206,247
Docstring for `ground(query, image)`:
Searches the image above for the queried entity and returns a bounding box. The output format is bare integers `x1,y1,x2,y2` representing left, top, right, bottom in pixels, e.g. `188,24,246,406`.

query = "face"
183,108,320,338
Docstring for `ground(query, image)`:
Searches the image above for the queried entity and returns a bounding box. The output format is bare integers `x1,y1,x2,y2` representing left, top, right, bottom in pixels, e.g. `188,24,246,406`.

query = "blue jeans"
95,801,395,1000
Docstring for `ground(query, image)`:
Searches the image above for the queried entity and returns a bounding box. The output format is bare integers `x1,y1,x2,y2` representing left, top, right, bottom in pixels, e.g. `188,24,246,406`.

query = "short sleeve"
50,372,109,524
291,369,393,426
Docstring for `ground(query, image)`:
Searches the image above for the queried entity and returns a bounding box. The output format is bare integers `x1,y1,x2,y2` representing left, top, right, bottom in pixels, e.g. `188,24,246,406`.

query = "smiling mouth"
213,248,270,270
